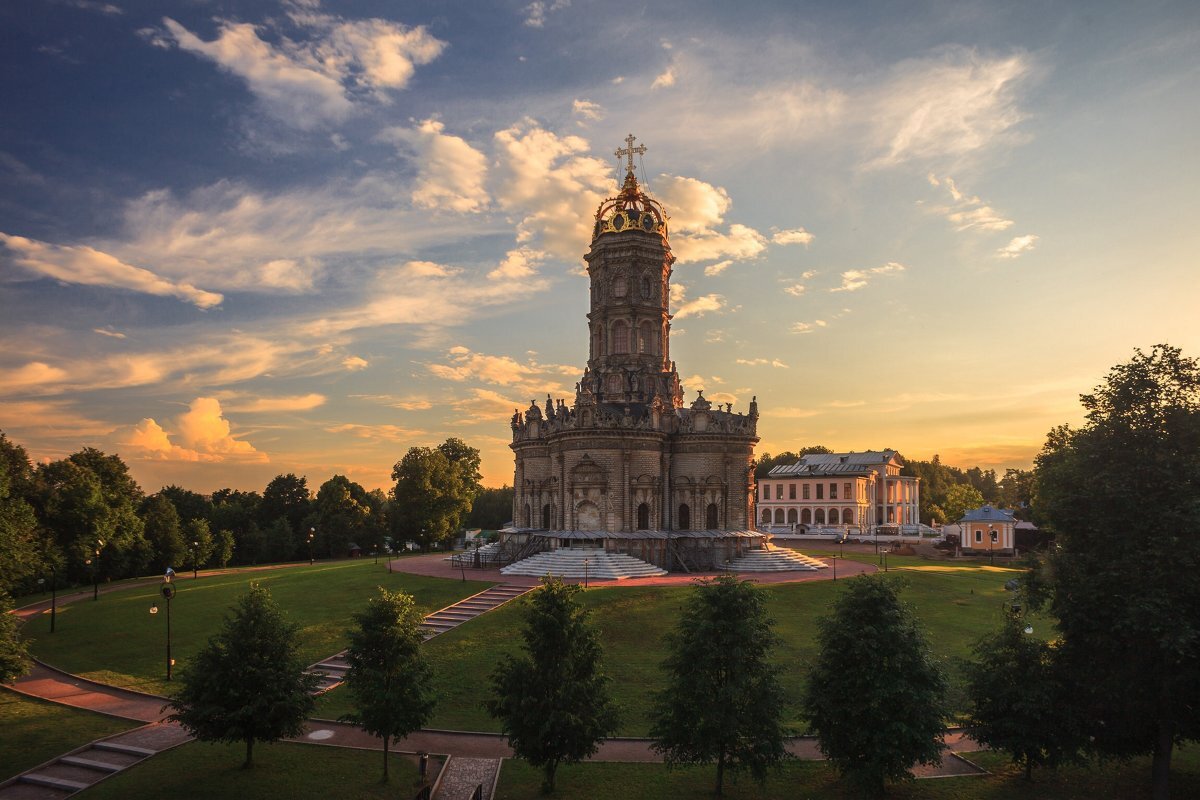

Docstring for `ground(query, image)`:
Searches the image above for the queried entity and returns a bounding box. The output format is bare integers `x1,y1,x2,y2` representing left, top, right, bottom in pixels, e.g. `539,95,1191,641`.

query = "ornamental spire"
615,133,647,177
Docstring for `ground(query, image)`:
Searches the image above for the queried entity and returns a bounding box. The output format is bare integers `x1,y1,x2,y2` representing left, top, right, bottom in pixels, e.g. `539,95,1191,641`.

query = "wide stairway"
501,547,666,580
717,545,828,572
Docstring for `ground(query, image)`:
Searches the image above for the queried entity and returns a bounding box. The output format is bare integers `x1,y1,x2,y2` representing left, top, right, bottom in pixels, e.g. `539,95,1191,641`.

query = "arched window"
606,373,624,394
611,274,628,298
761,509,771,524
787,508,797,524
542,504,552,530
843,508,854,524
638,321,654,354
678,504,691,530
640,274,652,299
706,503,719,529
592,329,602,358
612,320,629,354
524,504,532,527
829,508,840,524
815,508,826,524
637,503,650,530
801,508,812,524
774,508,784,524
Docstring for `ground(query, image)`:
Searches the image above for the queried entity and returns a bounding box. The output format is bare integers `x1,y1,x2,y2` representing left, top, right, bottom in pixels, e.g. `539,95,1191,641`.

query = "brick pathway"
434,757,500,800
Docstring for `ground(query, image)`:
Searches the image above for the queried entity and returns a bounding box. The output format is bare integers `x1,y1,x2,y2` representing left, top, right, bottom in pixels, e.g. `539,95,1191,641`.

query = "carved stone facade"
507,142,761,570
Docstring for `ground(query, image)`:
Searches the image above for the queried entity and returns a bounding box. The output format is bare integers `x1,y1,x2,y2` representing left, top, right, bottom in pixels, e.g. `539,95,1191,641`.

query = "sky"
2,0,1198,494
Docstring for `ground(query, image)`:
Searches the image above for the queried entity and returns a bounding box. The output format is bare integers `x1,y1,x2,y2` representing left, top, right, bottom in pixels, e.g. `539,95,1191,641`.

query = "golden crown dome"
591,135,669,243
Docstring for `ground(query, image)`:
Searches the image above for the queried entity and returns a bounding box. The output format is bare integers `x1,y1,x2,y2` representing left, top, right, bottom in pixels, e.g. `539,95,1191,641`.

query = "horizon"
2,1,1197,494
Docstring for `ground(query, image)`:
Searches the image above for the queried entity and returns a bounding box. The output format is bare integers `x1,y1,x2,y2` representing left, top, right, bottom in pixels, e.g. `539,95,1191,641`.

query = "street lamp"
308,528,315,565
192,540,199,579
38,565,57,633
151,568,177,681
91,539,105,600
373,544,379,565
831,555,837,582
988,524,996,567
882,549,889,572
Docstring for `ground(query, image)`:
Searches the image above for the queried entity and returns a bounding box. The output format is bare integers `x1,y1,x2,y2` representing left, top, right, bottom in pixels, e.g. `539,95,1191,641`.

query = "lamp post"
151,568,177,681
831,555,837,582
90,538,104,601
191,540,199,579
373,544,379,565
308,528,315,565
882,549,888,572
988,524,996,567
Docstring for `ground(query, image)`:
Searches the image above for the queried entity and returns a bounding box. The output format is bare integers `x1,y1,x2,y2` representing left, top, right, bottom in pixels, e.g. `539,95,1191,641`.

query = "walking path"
5,552,982,799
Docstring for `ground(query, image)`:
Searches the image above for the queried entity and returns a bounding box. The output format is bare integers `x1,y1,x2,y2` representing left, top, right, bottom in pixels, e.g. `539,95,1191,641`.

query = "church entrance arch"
787,509,797,524
801,508,812,524
637,503,650,530
815,508,826,524
774,508,784,524
576,501,601,530
843,508,854,524
678,504,691,530
829,508,840,524
706,503,719,529
542,504,552,530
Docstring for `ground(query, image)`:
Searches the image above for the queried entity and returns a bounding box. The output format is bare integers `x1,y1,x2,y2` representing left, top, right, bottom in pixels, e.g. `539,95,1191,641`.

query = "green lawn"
25,560,494,696
0,689,137,782
320,555,1033,735
76,739,436,800
496,747,1200,799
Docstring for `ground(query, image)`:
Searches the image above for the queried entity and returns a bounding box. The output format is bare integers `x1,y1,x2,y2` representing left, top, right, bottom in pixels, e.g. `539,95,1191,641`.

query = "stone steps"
419,584,534,640
717,547,828,572
500,548,667,579
0,728,182,800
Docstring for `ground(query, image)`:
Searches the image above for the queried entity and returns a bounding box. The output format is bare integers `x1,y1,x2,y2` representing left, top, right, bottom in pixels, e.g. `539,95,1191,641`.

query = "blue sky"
2,0,1198,492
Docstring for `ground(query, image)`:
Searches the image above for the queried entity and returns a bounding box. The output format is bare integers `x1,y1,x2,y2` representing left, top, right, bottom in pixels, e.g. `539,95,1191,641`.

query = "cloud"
160,10,445,129
772,228,814,246
325,423,422,442
220,393,327,413
791,320,828,334
492,120,614,260
523,0,570,28
0,400,116,445
487,247,544,280
0,362,70,393
925,175,1017,234
772,407,821,419
864,47,1033,168
572,99,604,124
704,260,734,277
674,293,726,319
1,233,223,308
783,283,806,297
652,67,676,89
652,175,766,265
736,358,788,368
452,388,526,421
125,397,266,462
425,346,574,397
831,262,905,292
93,328,127,339
997,234,1039,259
342,355,369,370
401,260,461,278
379,119,489,213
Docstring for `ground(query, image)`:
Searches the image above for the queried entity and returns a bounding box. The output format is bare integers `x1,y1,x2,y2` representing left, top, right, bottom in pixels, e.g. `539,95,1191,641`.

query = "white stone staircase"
500,547,666,580
716,546,828,572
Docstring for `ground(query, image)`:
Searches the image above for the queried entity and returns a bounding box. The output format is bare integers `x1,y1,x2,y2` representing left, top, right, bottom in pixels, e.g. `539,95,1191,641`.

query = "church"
504,137,764,572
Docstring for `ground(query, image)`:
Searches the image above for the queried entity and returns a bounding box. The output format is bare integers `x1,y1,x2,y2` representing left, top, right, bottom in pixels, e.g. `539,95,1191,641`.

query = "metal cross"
615,133,646,174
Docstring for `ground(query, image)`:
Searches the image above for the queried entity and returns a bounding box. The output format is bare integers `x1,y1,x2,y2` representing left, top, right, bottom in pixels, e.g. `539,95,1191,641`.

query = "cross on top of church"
615,133,647,175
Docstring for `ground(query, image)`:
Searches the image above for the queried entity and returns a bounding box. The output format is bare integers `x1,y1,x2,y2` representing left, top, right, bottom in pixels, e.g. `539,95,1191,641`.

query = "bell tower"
580,135,683,408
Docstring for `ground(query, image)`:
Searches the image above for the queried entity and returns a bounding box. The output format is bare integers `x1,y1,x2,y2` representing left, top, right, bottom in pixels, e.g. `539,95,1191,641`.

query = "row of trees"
0,434,511,599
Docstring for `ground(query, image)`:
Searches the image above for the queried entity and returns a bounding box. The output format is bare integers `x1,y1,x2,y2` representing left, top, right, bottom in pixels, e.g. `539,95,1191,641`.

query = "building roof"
767,449,902,477
959,505,1017,524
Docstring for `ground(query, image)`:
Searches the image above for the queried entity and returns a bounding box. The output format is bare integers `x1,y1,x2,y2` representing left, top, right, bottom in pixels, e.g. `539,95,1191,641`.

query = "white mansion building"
760,450,920,531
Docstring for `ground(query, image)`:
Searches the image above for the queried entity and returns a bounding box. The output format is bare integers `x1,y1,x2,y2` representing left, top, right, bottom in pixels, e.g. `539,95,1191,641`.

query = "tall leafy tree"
486,578,618,793
941,483,985,525
650,575,790,796
264,517,298,563
803,574,948,795
168,585,318,767
159,485,212,525
142,494,186,573
258,474,311,537
210,489,261,564
1034,344,1200,800
312,475,371,558
465,485,515,530
341,589,435,781
184,518,215,572
965,614,1080,780
213,528,236,568
0,592,29,683
753,446,832,478
0,433,41,595
391,440,481,548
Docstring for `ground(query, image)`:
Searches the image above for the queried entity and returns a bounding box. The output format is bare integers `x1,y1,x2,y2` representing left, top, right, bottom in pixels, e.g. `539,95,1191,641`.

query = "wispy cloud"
997,234,1039,259
1,233,223,308
379,119,489,213
772,227,814,246
523,0,570,28
831,262,905,292
736,358,788,368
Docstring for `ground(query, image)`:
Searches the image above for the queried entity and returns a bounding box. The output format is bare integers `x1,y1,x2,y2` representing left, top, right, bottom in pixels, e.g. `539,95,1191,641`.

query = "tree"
312,475,371,558
341,589,435,781
753,446,832,478
465,485,515,530
0,591,29,683
964,614,1080,780
941,483,985,526
391,440,481,548
258,474,310,537
141,494,186,573
184,518,215,572
168,585,317,767
0,433,41,595
213,528,235,568
486,578,618,792
159,485,212,525
803,575,948,795
264,517,297,563
650,575,790,795
1033,345,1200,799
210,489,261,564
